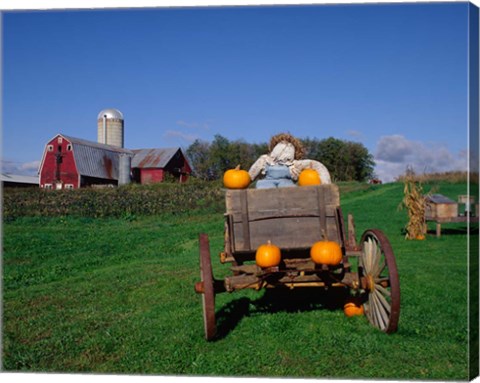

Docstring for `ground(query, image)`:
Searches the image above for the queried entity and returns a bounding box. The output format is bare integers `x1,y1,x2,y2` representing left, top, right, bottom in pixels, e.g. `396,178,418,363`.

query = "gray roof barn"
62,135,133,180
1,173,39,187
131,148,184,169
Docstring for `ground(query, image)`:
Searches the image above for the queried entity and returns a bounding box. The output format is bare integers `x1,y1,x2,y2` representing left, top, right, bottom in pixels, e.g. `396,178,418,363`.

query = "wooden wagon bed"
223,184,346,261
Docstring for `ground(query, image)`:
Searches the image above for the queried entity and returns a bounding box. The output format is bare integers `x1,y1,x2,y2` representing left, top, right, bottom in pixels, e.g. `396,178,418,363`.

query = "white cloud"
176,120,211,130
374,135,467,182
20,160,41,172
347,130,364,139
163,130,198,143
1,159,41,176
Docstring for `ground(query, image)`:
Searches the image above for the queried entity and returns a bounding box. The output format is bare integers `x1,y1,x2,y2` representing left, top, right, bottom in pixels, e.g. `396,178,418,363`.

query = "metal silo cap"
97,109,123,120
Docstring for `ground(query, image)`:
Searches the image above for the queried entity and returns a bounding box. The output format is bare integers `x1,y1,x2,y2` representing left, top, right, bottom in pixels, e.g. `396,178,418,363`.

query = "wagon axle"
195,262,389,294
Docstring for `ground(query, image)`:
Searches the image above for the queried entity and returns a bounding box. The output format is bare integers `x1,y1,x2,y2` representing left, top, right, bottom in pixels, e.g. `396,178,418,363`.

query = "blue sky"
2,2,474,181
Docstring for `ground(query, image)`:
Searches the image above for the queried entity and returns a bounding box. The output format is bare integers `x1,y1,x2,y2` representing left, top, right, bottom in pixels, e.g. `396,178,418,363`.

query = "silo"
97,108,124,148
118,153,132,186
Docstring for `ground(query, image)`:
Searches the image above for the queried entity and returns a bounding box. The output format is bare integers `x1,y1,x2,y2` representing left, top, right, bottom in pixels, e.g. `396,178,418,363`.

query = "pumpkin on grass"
343,299,365,317
223,165,250,189
256,240,281,268
310,231,342,265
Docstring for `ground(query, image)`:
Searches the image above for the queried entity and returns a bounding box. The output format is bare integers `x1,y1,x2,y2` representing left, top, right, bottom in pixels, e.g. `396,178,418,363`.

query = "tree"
302,137,374,182
186,139,215,180
186,135,269,180
187,135,375,182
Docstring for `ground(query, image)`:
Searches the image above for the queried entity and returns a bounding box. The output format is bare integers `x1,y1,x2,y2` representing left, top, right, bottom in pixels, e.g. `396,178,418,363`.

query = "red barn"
39,134,192,189
131,148,192,184
39,134,133,189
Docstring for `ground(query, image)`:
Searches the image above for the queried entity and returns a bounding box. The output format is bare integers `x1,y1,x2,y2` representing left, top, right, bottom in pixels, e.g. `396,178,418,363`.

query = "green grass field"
2,181,476,379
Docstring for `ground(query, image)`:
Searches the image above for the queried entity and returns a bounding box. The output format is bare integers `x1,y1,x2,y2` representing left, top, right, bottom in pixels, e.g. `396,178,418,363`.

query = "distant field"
2,181,476,379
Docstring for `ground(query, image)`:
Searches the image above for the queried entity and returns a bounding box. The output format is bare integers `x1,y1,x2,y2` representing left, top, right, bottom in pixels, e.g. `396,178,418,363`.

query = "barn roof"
1,173,39,185
62,135,132,154
131,148,185,169
426,194,456,205
61,135,133,180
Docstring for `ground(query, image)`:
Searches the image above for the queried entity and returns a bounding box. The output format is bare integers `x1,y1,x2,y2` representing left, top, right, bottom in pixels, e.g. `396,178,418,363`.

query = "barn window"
58,137,63,144
67,144,72,151
44,184,53,189
65,184,74,190
47,145,53,152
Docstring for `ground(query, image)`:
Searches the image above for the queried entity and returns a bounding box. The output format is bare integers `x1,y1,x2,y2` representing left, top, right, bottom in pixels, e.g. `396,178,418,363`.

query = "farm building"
38,134,191,189
131,148,191,184
39,134,133,189
1,173,39,188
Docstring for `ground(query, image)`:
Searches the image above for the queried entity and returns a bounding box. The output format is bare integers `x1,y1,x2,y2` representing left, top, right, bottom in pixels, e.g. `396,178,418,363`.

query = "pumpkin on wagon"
194,133,400,340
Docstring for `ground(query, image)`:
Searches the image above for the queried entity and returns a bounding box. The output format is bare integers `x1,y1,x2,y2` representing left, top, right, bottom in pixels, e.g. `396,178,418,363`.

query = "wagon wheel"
199,233,217,341
359,229,400,333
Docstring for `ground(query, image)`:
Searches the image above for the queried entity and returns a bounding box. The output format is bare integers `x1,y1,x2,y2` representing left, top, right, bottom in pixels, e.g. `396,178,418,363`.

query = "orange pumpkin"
298,167,321,186
255,240,281,268
223,165,250,189
343,300,365,317
310,239,342,265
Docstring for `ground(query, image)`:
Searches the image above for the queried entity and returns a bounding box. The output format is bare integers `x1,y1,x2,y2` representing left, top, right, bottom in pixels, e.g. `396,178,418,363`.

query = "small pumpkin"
256,240,281,268
415,234,426,240
298,165,321,186
223,165,250,189
310,234,342,265
343,300,365,317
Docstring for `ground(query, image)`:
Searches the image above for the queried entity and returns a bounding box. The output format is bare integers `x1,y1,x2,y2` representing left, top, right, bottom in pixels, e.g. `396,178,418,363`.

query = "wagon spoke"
375,288,391,316
371,239,380,273
376,283,392,298
371,292,388,331
367,238,373,272
368,237,376,273
369,294,380,329
364,238,370,272
374,292,390,329
370,293,385,331
372,248,384,277
362,240,369,272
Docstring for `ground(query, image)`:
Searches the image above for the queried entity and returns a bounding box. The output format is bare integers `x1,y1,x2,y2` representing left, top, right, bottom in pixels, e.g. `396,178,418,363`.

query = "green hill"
2,181,476,379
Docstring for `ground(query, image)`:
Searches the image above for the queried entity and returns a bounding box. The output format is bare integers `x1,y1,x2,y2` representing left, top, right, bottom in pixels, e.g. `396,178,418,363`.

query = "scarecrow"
248,133,331,188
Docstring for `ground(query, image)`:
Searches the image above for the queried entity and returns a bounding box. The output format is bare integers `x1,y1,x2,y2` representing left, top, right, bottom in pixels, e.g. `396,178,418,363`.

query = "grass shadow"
252,287,349,313
214,297,251,340
426,225,479,237
214,287,349,340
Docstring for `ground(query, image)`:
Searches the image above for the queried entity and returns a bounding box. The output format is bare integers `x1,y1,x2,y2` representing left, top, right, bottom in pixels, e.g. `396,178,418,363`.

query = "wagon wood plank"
225,185,341,252
239,189,251,249
317,186,327,238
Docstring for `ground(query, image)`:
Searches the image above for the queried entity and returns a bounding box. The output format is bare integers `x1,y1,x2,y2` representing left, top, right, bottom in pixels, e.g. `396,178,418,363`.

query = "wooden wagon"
194,184,400,340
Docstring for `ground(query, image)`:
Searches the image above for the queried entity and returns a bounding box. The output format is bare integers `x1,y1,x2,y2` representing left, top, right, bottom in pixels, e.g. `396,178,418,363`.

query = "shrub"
3,179,225,220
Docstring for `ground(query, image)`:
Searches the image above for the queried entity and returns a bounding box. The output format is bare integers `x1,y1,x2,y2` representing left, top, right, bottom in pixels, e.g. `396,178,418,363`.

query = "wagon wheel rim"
199,234,216,341
360,229,400,333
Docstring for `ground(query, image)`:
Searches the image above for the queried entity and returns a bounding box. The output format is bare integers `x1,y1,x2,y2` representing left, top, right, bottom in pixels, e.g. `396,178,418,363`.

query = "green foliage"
2,181,475,379
186,134,374,182
302,136,375,182
187,135,267,180
3,179,224,220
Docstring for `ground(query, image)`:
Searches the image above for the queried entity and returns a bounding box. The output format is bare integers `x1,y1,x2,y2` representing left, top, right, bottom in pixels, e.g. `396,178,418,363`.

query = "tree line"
186,134,375,182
